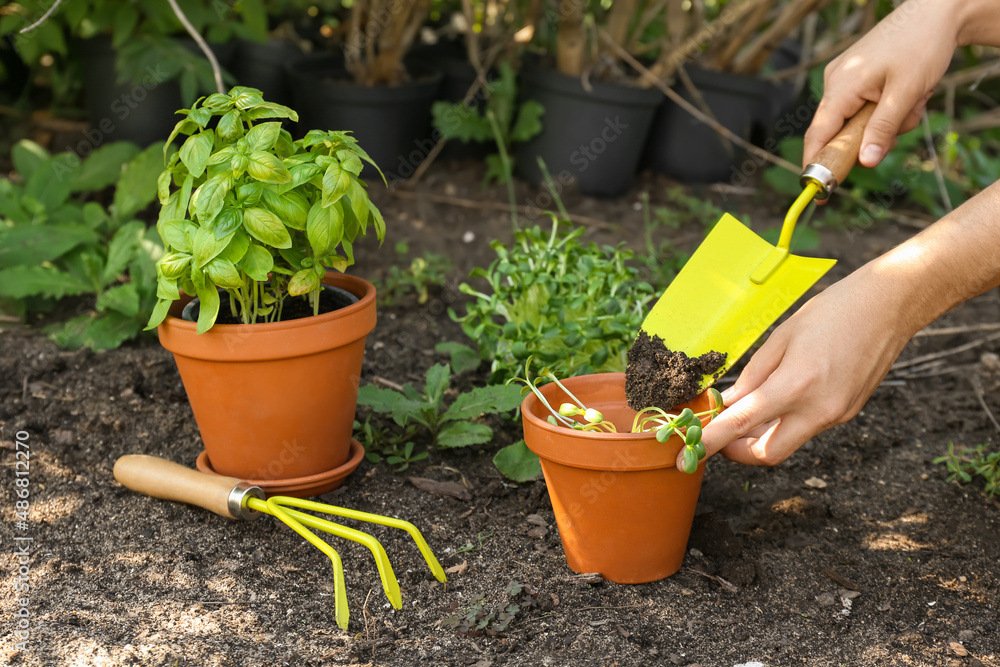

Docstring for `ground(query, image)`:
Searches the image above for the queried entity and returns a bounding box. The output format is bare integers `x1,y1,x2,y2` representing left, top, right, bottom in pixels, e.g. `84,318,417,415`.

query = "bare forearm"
864,181,1000,339
957,0,1000,47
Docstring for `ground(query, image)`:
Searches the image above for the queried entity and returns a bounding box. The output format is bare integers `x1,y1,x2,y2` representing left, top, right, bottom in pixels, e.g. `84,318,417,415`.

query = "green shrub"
0,140,163,349
451,216,656,384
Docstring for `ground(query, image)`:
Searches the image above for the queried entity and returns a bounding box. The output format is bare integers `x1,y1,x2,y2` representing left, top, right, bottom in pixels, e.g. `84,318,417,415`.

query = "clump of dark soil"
625,331,726,410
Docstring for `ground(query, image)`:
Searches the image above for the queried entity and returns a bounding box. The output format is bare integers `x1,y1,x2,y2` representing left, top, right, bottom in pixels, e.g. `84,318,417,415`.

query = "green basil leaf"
145,298,172,330
207,145,239,166
244,122,282,152
213,208,242,238
368,200,386,240
159,251,191,279
246,151,291,184
217,110,243,140
322,160,350,207
195,173,233,226
336,149,363,176
194,277,220,334
188,106,212,127
157,170,171,203
240,244,273,281
243,207,292,248
157,278,180,301
157,219,195,253
164,118,198,157
204,93,233,111
261,188,308,230
205,258,243,289
288,268,320,296
278,163,322,194
193,226,234,267
245,102,298,122
346,178,369,232
218,228,250,264
232,89,266,110
306,200,344,256
179,130,213,178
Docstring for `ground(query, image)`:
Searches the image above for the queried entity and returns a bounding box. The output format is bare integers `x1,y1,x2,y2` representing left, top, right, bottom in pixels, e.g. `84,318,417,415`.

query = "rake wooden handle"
802,101,877,198
114,454,243,519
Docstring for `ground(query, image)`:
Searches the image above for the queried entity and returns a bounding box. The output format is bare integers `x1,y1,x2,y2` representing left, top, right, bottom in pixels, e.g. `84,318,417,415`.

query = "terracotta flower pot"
521,373,715,584
157,273,376,486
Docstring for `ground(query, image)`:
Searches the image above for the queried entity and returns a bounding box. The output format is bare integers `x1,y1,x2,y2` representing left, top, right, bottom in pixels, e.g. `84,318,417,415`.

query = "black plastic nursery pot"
285,54,443,181
78,36,236,148
231,38,303,108
411,40,491,161
78,36,185,148
514,66,662,198
643,67,770,184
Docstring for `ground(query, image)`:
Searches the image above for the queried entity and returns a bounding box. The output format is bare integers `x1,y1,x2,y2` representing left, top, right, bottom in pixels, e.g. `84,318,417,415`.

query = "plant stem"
165,0,225,94
537,158,572,221
486,109,518,230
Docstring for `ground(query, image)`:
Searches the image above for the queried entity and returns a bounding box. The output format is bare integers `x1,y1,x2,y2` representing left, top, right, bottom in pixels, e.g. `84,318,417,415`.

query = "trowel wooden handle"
114,454,244,519
801,101,877,198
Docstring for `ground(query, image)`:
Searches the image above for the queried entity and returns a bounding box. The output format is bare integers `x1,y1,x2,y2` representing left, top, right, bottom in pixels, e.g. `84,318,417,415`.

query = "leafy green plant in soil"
0,139,163,350
441,581,539,637
452,215,656,384
356,361,524,466
935,441,1000,498
147,86,386,333
377,241,452,306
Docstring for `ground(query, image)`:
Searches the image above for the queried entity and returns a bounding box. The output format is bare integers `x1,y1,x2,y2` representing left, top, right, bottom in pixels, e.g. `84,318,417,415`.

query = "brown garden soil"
2,161,1000,667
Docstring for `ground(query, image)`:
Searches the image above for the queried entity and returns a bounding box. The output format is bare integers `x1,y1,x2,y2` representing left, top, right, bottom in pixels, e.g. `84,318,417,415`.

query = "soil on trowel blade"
625,330,726,410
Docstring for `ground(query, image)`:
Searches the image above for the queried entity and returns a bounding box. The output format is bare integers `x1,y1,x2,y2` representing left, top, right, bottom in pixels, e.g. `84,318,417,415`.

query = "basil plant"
146,86,386,333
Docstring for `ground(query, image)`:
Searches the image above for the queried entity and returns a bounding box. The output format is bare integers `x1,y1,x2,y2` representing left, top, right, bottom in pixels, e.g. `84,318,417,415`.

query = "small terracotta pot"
158,273,376,483
521,373,715,584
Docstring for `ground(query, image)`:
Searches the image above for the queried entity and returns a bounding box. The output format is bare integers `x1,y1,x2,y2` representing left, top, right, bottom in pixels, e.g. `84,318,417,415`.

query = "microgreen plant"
507,358,724,474
452,216,655,384
145,86,387,333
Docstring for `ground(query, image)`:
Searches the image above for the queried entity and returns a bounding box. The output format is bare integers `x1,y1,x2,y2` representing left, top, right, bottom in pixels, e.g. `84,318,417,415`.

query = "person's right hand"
803,0,961,169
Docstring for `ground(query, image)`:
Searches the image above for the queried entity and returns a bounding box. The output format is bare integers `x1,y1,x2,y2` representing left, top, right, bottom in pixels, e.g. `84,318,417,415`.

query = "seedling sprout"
509,357,724,473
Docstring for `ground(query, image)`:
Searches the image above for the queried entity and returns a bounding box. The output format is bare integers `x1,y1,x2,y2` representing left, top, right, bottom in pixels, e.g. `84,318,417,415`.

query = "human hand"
803,0,960,169
683,266,914,468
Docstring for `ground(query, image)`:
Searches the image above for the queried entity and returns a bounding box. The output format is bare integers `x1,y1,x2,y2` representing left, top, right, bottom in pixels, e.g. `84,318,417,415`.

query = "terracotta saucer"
195,439,365,498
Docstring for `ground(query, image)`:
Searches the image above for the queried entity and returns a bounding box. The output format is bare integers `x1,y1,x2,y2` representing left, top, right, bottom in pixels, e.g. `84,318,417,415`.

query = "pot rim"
162,272,375,334
157,272,377,361
521,372,715,442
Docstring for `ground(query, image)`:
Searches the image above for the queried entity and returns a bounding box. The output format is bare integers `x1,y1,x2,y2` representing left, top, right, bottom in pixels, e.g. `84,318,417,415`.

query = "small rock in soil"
408,476,471,501
625,331,726,410
948,640,969,657
804,477,828,489
816,592,837,607
959,630,976,642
